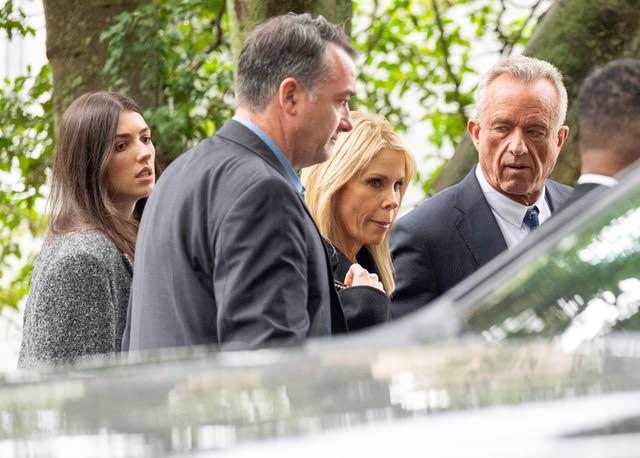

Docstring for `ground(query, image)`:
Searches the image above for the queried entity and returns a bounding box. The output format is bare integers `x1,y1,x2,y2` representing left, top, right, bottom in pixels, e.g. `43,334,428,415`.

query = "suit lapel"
449,168,571,268
298,193,348,333
453,167,508,267
545,179,581,212
216,119,291,182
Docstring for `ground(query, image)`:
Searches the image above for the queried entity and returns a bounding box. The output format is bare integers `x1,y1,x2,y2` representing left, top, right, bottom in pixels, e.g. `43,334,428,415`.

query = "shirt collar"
475,166,550,228
233,115,306,197
577,173,617,187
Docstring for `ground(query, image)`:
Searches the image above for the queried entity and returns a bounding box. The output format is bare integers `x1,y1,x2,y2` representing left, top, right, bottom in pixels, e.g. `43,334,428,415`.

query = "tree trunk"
227,0,352,63
42,0,150,122
433,0,640,193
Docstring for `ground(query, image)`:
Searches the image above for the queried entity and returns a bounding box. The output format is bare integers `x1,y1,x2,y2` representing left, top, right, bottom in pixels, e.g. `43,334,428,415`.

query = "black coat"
560,182,607,211
326,241,391,331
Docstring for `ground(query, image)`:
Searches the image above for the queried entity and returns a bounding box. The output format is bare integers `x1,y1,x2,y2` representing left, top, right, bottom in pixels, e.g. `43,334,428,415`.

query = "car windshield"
366,164,640,350
2,168,640,457
459,165,640,349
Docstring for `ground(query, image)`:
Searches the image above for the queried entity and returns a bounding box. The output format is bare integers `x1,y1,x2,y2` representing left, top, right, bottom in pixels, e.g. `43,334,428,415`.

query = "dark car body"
2,164,640,457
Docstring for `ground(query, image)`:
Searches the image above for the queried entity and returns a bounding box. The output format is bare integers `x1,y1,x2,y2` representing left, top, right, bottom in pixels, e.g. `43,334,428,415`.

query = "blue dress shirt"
233,115,305,197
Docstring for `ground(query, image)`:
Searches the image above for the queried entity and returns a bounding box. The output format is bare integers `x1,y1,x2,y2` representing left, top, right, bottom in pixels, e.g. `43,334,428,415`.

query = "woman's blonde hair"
301,111,416,296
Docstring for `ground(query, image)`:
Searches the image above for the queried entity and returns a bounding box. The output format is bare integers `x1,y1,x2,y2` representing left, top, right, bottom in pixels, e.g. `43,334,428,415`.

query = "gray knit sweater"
18,231,133,368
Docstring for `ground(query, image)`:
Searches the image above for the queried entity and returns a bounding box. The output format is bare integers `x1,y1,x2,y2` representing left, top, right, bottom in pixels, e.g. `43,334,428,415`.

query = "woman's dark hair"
49,91,146,259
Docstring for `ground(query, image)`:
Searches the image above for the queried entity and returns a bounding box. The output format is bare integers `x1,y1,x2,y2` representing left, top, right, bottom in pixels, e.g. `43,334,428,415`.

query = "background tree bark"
42,0,151,122
433,0,640,193
227,0,352,63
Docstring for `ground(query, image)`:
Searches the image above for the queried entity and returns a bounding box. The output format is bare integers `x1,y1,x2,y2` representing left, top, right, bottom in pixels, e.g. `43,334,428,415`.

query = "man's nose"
508,129,528,156
339,105,353,132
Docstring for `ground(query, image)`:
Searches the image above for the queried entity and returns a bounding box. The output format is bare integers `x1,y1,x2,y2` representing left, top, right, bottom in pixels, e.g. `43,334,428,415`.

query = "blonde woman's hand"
344,263,385,292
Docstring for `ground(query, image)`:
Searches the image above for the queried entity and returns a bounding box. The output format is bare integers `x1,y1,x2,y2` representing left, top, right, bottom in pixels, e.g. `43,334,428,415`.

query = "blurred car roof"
2,163,640,457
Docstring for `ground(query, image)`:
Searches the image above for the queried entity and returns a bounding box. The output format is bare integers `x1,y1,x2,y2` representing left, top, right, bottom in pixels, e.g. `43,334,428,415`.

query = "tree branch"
431,0,468,124
357,0,385,97
189,8,226,75
504,0,544,56
495,0,509,55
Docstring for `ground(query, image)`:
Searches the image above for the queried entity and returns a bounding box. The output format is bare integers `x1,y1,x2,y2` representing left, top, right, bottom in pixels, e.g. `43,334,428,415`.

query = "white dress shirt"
577,173,617,187
475,166,551,249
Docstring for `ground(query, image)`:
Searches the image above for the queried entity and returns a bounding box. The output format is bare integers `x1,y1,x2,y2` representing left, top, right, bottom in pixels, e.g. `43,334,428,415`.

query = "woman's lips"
371,220,392,229
136,167,153,178
135,168,154,184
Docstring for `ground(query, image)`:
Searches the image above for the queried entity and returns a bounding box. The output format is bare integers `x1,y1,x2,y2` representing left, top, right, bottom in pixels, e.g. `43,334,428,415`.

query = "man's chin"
304,148,333,167
499,185,542,205
321,146,334,160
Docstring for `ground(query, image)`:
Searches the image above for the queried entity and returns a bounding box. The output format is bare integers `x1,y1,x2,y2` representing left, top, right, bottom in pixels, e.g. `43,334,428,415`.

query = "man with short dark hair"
124,14,358,350
391,56,572,318
562,58,640,208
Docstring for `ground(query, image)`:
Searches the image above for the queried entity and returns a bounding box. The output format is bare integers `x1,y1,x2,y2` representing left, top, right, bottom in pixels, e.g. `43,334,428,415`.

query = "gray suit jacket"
123,120,346,351
390,166,572,318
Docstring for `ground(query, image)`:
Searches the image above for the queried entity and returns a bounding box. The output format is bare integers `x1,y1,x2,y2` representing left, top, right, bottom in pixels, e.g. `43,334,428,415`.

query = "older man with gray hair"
124,14,369,351
391,55,573,318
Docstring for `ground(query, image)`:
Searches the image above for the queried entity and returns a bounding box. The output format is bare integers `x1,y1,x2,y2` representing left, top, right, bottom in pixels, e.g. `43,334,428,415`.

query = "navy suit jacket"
123,120,346,351
390,166,573,318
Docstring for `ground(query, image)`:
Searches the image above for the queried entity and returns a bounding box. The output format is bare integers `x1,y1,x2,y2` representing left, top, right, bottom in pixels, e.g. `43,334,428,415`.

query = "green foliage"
100,0,234,162
0,0,35,39
353,1,478,138
352,0,544,194
100,0,543,175
0,64,53,309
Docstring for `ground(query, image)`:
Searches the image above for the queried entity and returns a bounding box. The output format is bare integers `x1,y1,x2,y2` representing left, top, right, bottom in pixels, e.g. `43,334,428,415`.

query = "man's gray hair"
236,13,356,112
476,55,568,129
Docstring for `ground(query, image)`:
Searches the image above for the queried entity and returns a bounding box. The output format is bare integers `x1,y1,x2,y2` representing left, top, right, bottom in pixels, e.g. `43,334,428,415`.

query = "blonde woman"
302,111,416,330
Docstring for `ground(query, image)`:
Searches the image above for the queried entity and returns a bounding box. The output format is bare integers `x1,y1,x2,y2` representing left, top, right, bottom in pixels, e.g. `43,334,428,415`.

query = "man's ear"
467,119,481,149
556,125,569,148
278,77,300,115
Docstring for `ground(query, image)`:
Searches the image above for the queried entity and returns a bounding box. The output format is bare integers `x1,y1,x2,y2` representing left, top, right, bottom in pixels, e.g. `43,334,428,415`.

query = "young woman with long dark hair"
19,91,156,367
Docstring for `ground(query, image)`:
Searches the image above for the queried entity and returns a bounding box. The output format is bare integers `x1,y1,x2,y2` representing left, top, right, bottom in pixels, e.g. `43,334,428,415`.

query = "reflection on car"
1,164,640,457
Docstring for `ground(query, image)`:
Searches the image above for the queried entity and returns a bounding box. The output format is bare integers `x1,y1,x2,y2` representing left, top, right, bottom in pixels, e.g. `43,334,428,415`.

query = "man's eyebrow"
489,118,511,124
526,120,550,128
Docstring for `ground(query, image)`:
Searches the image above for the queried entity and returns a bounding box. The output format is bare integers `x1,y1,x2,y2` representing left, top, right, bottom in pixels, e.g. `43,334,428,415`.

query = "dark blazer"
325,241,391,331
390,166,573,318
123,120,346,351
560,182,607,210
